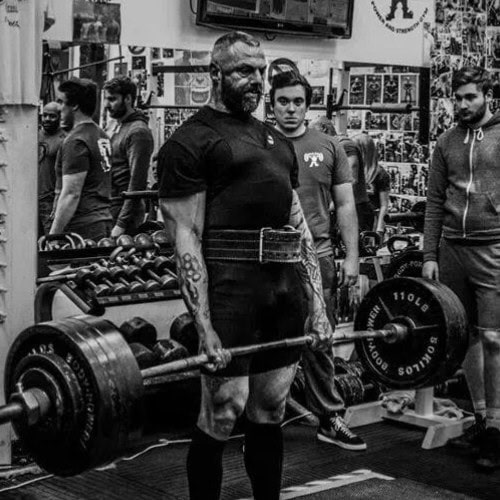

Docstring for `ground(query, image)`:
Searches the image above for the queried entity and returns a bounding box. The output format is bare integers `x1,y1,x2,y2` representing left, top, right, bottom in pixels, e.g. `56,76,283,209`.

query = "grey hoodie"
424,112,500,262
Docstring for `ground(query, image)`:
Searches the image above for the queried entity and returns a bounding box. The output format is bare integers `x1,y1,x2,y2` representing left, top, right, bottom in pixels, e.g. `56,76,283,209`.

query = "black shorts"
204,260,307,377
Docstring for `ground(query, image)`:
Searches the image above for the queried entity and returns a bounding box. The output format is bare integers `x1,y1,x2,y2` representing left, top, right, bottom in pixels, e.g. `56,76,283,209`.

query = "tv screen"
196,0,354,39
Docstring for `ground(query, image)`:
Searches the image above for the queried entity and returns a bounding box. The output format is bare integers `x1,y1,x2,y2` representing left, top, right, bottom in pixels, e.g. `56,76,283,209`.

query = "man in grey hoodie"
103,76,154,237
423,66,500,471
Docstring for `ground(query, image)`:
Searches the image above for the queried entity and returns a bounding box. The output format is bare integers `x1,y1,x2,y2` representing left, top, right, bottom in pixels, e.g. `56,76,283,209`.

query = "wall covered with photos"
345,63,429,207
344,1,500,211
429,0,500,140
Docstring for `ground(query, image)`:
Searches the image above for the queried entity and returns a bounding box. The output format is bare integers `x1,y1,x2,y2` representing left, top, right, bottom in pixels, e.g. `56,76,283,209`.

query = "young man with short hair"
271,71,366,451
50,78,112,240
423,66,500,471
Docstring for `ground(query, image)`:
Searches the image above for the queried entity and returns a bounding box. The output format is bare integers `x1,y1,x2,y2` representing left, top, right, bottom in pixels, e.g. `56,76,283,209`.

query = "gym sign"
371,0,429,34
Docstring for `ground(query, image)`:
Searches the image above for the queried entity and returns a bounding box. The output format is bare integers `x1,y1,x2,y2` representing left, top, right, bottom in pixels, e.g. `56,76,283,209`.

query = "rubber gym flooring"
0,418,498,499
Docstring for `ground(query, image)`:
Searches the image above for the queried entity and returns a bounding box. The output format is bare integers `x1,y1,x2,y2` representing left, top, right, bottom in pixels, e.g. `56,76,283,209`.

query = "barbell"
0,277,468,476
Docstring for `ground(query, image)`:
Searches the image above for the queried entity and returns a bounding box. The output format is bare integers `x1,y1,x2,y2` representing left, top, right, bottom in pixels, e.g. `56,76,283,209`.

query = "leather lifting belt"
203,226,302,264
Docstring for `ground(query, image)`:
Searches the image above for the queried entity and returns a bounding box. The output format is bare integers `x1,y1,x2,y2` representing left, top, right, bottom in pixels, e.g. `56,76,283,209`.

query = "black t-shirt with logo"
157,106,299,230
56,122,112,226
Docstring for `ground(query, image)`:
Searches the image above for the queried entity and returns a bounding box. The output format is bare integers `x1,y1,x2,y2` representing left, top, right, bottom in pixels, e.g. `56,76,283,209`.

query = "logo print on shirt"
304,152,324,168
267,135,275,146
97,138,112,173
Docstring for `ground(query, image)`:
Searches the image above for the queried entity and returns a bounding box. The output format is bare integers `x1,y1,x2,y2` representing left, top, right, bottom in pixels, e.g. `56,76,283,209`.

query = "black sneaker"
317,415,367,451
476,427,500,472
448,415,486,453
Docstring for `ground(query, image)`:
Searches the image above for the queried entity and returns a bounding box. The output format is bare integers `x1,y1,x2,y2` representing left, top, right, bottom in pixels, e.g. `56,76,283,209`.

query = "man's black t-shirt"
56,122,112,225
157,106,299,230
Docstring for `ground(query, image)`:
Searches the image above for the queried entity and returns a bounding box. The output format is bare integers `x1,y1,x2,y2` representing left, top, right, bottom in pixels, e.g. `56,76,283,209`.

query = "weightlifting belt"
203,227,301,264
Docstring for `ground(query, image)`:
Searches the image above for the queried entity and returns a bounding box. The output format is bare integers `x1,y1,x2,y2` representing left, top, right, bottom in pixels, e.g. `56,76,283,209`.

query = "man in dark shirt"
38,101,66,235
51,78,112,240
271,71,366,451
157,31,333,500
103,76,154,237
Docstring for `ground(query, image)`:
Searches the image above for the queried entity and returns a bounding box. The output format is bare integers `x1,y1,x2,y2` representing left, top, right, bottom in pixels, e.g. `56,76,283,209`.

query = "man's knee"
247,396,287,424
200,387,248,439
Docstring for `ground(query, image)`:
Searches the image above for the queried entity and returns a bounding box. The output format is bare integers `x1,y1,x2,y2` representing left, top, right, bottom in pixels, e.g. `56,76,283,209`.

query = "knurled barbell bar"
0,277,468,476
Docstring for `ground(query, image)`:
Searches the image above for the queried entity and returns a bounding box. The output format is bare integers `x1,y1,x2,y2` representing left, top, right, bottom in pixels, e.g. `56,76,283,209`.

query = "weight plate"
354,277,468,389
75,316,144,446
5,317,133,475
385,249,423,278
12,353,83,462
61,317,133,463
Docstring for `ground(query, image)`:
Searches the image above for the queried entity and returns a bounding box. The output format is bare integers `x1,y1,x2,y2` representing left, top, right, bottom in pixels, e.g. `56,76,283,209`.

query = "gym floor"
0,416,498,499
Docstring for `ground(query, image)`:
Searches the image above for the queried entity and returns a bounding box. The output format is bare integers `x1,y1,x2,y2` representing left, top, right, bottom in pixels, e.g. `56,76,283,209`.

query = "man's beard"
221,76,262,116
109,102,127,119
42,121,59,134
458,100,488,126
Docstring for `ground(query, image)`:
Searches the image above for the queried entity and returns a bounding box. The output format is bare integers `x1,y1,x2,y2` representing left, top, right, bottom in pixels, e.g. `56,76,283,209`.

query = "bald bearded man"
38,102,66,235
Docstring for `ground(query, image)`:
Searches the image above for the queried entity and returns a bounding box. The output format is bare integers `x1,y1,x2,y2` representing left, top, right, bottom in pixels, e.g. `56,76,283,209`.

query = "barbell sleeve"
0,401,24,425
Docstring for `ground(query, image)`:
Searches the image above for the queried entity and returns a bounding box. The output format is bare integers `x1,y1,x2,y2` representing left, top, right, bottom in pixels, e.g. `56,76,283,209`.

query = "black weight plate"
62,317,131,462
354,277,468,389
76,316,144,446
385,249,423,278
12,353,83,453
5,318,122,475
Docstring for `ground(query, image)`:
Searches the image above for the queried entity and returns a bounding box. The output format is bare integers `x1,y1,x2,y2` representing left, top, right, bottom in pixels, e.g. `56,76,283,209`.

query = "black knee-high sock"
187,427,226,500
244,421,283,500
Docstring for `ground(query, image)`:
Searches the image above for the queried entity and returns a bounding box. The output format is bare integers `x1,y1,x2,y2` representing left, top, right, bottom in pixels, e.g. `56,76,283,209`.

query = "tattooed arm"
289,190,334,350
160,192,230,368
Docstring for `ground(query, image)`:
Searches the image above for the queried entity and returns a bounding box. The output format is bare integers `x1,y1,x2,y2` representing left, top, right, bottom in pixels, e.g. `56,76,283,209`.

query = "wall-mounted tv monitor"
196,0,354,39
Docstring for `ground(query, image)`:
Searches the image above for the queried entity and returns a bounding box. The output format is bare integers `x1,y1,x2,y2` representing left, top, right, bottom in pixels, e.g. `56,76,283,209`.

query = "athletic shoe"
476,427,500,472
317,415,367,451
448,415,486,453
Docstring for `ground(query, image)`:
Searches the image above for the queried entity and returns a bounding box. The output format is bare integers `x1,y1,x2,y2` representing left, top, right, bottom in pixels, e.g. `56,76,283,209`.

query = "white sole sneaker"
317,432,367,451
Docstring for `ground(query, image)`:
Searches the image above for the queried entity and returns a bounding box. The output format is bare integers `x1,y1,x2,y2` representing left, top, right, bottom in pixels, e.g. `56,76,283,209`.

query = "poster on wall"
73,0,121,44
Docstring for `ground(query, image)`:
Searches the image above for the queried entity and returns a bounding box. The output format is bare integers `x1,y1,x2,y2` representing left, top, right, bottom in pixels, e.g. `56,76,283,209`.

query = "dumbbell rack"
37,245,182,320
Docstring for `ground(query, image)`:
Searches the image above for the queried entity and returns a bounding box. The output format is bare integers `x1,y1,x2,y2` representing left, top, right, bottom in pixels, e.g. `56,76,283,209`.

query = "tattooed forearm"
289,191,326,314
176,251,210,320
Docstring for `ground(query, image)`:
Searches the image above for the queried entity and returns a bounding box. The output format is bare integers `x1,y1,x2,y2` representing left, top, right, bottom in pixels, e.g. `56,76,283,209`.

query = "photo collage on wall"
345,65,428,210
430,0,500,143
347,66,420,136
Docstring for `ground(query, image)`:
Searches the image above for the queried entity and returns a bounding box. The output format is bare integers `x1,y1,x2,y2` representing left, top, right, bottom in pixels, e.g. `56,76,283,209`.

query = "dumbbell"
91,265,128,295
121,265,161,292
97,237,116,247
152,339,189,363
134,233,154,250
107,266,145,293
84,239,97,248
125,251,177,290
120,317,157,347
151,230,169,247
129,342,159,369
74,268,110,297
116,234,135,249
